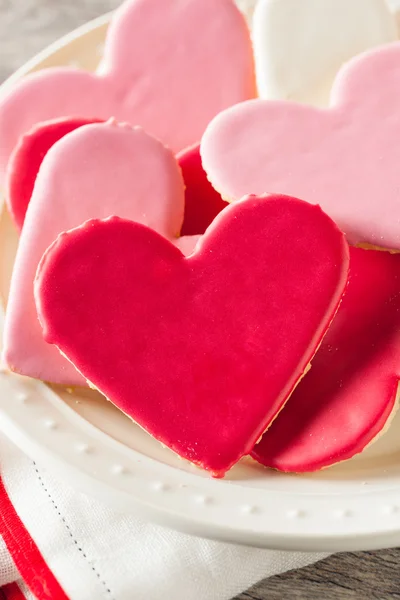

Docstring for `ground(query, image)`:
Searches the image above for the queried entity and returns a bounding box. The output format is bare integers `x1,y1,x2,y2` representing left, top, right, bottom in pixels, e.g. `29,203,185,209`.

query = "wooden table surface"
1,1,399,598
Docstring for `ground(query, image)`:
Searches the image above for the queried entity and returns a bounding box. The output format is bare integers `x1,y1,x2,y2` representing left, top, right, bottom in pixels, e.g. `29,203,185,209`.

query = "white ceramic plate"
1,14,400,553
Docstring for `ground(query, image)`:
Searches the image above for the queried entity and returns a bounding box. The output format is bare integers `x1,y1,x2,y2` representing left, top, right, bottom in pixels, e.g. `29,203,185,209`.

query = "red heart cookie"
252,246,400,472
201,43,400,249
34,195,349,476
0,0,255,184
6,117,101,231
178,144,228,236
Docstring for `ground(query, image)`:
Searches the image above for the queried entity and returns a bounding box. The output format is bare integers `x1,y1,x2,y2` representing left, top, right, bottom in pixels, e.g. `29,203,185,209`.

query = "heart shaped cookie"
235,0,259,24
6,117,101,231
3,120,196,385
0,0,255,183
6,120,225,237
201,43,400,249
178,144,228,236
34,195,349,476
253,0,396,106
252,246,400,472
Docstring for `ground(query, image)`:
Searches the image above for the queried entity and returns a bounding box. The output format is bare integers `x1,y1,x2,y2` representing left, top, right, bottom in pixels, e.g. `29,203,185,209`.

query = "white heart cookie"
253,0,397,106
235,0,259,24
386,0,400,37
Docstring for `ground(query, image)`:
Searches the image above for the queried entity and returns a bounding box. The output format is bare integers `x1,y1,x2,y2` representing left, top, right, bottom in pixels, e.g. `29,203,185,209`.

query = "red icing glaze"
6,117,101,231
34,195,349,476
178,144,228,236
252,246,400,473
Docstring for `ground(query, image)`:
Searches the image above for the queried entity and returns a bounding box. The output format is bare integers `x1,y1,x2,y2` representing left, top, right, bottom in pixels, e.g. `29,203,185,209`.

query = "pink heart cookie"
34,195,349,476
252,246,400,472
201,43,400,249
6,117,101,231
0,0,255,184
3,120,194,385
6,120,221,238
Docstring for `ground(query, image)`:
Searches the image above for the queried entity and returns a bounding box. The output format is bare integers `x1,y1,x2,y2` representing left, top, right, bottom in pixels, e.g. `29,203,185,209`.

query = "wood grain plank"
0,0,119,80
236,550,400,599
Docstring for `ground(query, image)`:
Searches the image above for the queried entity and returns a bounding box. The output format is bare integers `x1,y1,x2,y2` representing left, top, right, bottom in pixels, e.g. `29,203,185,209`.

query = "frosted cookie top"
6,117,101,231
0,0,255,184
253,246,400,473
3,121,196,386
253,0,397,105
201,43,400,249
34,196,349,476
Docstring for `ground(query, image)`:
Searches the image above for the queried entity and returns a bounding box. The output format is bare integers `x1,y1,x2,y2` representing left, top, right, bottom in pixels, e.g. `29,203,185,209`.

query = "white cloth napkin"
0,536,18,587
0,433,328,600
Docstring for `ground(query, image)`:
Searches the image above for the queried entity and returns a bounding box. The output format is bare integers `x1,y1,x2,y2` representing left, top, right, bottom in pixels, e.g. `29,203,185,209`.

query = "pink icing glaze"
0,0,255,184
252,246,400,472
34,195,349,476
201,42,400,249
5,120,221,245
3,121,197,385
6,117,102,231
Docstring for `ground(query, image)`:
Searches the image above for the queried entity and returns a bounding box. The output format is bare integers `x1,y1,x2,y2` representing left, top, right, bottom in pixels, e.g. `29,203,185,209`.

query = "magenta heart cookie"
34,195,349,476
3,120,197,386
252,246,400,473
6,117,102,231
201,43,400,249
178,144,228,236
0,0,255,183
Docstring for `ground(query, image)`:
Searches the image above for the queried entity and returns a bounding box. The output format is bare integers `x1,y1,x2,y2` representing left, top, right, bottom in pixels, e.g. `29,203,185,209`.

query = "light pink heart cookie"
3,120,194,385
0,0,255,184
201,43,400,249
6,117,102,231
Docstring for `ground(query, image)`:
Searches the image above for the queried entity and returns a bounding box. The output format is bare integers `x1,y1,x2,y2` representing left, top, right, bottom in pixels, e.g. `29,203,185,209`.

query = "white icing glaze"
253,0,397,106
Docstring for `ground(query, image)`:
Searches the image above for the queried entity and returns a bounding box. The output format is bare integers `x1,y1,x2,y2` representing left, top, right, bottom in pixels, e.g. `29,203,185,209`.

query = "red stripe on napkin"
0,583,25,600
0,477,68,600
